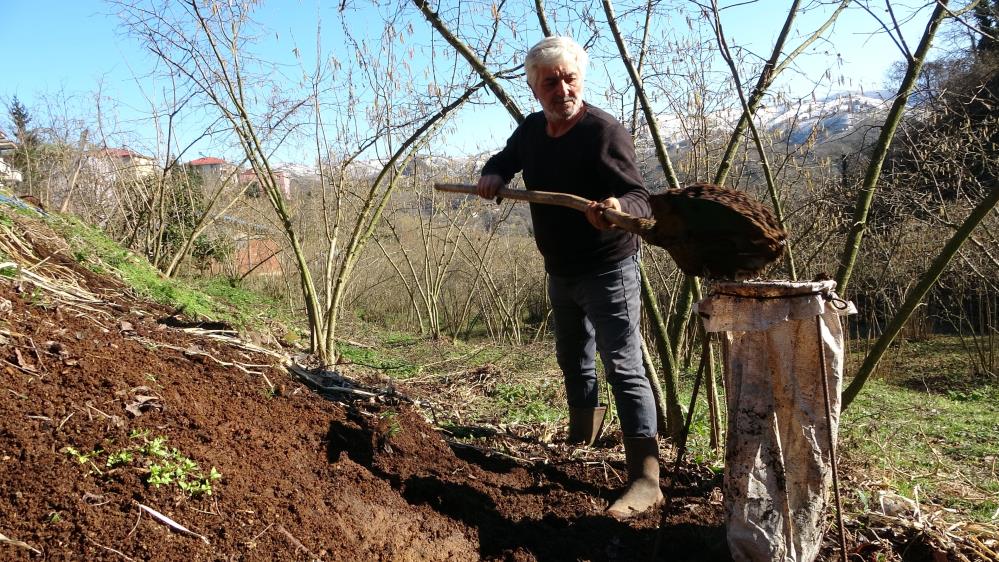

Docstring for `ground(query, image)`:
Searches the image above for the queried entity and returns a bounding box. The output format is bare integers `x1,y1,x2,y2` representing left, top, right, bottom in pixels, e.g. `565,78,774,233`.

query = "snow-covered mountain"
273,162,320,179
758,91,893,144
651,90,894,148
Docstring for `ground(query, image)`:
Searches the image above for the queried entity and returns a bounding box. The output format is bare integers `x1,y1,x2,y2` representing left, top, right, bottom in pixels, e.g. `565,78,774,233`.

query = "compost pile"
0,211,991,561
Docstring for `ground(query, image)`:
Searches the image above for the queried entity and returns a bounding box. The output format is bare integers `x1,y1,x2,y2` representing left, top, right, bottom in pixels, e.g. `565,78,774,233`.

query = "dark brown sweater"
481,104,651,276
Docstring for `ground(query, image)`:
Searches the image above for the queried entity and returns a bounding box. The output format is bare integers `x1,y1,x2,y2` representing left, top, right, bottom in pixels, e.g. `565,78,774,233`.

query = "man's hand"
477,174,505,201
585,197,620,231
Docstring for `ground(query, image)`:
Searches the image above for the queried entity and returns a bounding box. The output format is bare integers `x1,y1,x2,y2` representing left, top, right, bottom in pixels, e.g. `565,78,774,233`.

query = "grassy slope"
54,214,292,331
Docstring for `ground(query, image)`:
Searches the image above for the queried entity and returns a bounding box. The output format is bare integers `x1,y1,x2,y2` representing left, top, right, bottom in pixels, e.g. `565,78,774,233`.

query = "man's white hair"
525,36,588,87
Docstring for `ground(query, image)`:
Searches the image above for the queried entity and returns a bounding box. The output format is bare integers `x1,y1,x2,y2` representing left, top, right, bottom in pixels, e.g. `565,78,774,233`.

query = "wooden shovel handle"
433,183,640,231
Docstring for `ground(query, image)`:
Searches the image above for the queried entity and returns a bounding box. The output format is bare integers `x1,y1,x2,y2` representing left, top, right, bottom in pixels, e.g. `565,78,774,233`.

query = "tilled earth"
0,218,727,561
0,214,979,561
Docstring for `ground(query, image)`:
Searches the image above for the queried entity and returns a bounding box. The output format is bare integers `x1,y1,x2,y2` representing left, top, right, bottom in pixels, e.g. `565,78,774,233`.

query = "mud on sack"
697,280,856,562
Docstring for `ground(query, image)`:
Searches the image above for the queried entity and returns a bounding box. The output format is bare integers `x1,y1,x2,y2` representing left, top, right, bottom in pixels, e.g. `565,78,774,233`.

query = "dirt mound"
0,214,728,561
0,272,730,560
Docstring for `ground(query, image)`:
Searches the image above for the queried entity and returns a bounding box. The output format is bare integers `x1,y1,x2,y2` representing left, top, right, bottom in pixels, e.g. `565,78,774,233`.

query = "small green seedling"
135,435,221,496
380,411,402,438
64,446,103,473
62,432,221,497
106,449,134,468
141,436,170,458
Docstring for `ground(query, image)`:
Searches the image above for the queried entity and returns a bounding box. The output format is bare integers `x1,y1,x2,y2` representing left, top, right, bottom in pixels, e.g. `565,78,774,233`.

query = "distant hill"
649,90,894,149
759,90,893,145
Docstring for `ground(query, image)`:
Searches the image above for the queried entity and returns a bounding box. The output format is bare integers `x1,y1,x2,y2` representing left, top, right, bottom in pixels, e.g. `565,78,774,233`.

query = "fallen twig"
85,536,136,561
417,345,487,370
127,507,142,539
0,530,41,554
277,524,321,561
136,503,210,545
249,523,274,543
128,336,267,375
2,357,36,376
179,328,289,361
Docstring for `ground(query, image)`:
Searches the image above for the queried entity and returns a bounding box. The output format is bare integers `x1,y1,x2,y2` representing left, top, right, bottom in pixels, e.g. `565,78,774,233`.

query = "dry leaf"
13,348,36,371
124,387,163,417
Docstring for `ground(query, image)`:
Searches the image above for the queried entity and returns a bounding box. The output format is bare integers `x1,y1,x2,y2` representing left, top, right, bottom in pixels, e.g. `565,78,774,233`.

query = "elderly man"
477,36,662,519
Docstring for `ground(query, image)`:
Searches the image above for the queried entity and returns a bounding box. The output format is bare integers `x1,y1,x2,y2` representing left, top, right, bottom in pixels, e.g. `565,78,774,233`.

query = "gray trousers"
548,254,657,438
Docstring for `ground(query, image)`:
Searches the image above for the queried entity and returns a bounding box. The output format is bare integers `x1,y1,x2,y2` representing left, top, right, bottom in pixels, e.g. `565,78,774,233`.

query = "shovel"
434,182,653,232
433,182,787,279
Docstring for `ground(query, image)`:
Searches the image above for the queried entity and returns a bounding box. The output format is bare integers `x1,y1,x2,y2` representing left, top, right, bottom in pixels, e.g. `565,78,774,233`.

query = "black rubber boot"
606,436,664,519
567,406,607,446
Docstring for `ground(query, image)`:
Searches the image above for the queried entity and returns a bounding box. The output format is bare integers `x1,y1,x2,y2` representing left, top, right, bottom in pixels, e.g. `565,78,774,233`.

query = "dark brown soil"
0,220,729,561
0,215,980,561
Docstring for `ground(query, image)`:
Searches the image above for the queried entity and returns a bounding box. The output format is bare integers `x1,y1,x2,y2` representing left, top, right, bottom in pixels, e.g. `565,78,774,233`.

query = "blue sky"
1,0,937,164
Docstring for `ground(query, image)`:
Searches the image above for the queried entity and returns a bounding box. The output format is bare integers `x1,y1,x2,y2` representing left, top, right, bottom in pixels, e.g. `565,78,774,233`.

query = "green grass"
846,337,996,451
841,377,998,522
52,215,289,330
489,380,564,424
337,342,419,375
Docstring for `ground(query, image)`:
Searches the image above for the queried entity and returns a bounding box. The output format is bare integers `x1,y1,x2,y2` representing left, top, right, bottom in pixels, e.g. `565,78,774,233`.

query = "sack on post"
697,280,855,562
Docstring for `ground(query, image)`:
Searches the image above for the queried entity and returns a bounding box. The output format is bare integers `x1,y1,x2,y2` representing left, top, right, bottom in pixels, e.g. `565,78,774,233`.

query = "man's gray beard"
545,100,581,123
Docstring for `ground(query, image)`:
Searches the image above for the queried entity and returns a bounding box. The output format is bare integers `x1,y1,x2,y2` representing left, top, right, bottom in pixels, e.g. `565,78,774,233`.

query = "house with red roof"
83,147,159,181
188,157,236,181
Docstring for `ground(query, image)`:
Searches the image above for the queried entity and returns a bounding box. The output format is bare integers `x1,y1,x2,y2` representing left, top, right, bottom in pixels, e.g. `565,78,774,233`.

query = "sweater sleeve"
481,124,523,183
596,122,651,219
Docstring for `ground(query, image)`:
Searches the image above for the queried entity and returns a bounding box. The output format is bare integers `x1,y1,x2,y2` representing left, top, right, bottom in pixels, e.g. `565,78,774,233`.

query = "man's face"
529,62,584,123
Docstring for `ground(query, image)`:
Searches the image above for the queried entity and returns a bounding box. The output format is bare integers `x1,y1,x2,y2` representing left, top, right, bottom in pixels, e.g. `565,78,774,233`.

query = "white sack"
697,280,855,562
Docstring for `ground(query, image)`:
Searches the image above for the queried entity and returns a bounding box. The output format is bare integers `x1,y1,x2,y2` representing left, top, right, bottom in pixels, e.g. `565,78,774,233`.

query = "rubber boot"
606,436,664,520
567,406,607,446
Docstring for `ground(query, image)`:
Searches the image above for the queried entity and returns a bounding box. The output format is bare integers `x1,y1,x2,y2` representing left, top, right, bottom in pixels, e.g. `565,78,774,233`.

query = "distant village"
0,129,303,278
0,128,498,280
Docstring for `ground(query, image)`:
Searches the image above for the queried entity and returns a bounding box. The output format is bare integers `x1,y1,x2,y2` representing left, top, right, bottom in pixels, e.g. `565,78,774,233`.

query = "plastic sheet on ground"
696,280,856,562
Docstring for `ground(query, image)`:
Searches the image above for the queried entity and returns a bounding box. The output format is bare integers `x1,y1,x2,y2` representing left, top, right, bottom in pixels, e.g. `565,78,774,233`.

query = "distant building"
208,216,285,278
238,167,291,197
0,130,22,186
84,147,159,181
188,157,236,182
232,236,284,277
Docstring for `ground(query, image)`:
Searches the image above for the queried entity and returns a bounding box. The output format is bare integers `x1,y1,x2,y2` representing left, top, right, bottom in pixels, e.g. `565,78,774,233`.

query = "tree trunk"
843,183,999,408
835,1,950,295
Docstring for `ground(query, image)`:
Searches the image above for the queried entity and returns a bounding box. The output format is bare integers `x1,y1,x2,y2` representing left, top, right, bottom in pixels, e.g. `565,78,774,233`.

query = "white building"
0,130,23,186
